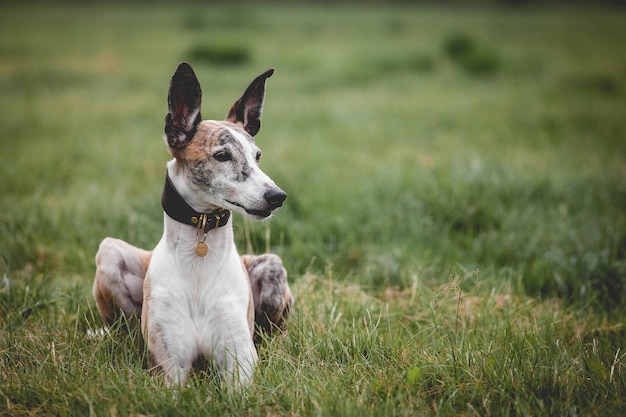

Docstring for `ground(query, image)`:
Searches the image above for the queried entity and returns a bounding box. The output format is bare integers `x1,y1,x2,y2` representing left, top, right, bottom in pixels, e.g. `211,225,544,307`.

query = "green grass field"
1,2,625,416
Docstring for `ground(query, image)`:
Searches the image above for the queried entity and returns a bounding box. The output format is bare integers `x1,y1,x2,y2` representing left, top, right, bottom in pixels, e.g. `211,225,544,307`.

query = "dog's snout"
264,188,287,209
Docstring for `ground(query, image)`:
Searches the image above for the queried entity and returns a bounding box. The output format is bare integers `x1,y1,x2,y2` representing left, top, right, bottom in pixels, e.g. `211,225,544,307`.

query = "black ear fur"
164,62,202,149
226,68,274,137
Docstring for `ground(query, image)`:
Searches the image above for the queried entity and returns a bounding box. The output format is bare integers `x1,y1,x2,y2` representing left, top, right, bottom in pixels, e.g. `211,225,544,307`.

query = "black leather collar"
161,172,231,233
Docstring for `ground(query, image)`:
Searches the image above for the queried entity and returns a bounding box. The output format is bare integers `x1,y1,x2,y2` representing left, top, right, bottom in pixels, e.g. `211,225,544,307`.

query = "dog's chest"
148,241,248,322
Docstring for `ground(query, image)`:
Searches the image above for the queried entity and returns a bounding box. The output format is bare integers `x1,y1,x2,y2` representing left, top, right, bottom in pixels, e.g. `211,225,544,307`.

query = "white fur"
142,163,258,387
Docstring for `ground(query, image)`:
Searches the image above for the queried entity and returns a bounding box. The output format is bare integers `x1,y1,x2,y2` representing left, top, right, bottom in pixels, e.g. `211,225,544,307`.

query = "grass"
1,2,625,416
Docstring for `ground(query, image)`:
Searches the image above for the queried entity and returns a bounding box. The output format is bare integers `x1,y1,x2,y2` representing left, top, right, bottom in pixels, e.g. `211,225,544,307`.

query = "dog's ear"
165,62,202,150
226,68,274,137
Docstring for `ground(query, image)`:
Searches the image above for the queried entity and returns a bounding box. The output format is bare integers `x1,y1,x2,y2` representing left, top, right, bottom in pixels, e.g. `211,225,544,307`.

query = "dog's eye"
255,152,262,163
214,151,232,162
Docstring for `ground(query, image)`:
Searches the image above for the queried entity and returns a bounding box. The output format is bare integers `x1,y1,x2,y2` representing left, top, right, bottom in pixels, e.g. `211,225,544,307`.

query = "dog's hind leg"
93,237,152,326
241,254,293,343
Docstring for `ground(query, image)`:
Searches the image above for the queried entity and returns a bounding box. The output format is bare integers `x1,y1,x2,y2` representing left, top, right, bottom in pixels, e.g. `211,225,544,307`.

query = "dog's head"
164,62,286,220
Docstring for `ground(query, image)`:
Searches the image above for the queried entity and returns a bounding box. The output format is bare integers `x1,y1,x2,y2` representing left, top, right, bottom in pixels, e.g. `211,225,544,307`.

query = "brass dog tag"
195,242,208,257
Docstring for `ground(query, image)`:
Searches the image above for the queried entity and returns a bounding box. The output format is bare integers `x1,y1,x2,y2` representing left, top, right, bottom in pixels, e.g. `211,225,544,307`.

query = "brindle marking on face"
216,126,254,182
177,121,258,189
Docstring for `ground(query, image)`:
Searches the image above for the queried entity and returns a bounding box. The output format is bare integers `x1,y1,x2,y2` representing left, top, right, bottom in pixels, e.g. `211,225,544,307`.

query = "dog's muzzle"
229,187,286,218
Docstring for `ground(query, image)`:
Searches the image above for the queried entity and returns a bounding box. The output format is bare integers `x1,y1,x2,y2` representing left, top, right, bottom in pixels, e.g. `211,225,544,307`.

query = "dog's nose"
264,188,287,209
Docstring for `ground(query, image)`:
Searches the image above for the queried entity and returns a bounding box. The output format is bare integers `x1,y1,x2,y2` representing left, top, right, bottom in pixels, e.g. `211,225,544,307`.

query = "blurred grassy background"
1,1,625,310
1,2,626,415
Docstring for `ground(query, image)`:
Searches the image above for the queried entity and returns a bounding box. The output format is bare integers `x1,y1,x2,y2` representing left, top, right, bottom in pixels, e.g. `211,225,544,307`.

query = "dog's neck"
161,171,231,233
160,168,235,260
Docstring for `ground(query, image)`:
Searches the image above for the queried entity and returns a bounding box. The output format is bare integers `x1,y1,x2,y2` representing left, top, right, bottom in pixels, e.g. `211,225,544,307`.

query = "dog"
92,62,293,387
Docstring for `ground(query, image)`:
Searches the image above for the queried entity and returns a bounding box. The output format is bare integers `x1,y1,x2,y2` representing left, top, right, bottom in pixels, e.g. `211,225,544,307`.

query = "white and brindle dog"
92,62,293,387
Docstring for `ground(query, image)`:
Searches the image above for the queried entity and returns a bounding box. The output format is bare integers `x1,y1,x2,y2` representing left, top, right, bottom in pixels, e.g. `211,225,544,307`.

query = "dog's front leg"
212,330,258,388
142,278,197,388
144,315,196,388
